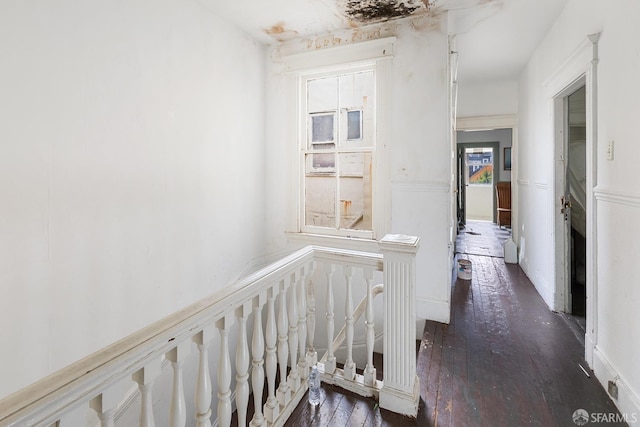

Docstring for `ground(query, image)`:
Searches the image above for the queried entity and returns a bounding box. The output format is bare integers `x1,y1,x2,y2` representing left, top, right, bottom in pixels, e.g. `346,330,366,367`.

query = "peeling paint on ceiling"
343,0,432,24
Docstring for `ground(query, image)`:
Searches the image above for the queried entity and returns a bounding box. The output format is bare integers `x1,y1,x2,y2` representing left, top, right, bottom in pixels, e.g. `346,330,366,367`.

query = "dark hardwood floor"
281,221,624,426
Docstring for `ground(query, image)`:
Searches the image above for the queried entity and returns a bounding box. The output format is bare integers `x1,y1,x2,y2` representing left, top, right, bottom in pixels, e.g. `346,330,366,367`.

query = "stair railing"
0,234,420,427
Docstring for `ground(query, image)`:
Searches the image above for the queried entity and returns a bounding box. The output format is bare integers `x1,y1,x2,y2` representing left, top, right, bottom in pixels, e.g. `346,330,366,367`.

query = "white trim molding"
456,114,518,131
593,346,640,426
594,188,640,208
546,33,600,369
277,37,395,72
534,182,549,190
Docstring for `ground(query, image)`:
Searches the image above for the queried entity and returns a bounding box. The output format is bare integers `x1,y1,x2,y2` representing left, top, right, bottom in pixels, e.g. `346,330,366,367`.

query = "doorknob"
560,196,572,214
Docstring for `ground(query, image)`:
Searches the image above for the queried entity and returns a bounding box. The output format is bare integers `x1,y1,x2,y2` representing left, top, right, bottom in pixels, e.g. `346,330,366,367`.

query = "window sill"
285,231,380,253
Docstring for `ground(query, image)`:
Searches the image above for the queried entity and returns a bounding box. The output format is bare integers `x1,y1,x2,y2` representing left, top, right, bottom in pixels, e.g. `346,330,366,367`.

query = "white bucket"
457,259,472,280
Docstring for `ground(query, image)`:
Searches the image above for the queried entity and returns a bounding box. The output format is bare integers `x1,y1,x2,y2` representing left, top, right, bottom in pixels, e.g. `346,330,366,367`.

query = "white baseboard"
416,297,450,324
592,346,640,426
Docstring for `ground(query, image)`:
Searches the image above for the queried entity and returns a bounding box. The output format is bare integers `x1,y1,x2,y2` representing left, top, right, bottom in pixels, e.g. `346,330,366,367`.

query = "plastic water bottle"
308,364,321,406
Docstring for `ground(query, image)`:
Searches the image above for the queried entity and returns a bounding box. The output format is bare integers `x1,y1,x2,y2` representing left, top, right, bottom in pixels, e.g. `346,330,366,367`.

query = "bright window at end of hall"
301,68,375,237
466,148,493,185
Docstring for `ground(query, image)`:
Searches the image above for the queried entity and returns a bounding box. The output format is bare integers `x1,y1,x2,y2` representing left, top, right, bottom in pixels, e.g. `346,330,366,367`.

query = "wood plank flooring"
283,221,624,426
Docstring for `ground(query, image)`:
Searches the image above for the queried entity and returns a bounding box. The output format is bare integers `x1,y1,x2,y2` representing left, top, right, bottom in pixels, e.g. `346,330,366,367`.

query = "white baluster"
133,360,162,427
287,272,300,392
193,325,215,427
297,265,309,380
264,286,279,423
167,341,191,427
363,267,377,386
306,262,317,367
216,315,234,427
325,264,336,374
250,292,266,426
343,265,356,381
276,278,291,406
90,381,126,427
235,303,251,427
97,410,115,427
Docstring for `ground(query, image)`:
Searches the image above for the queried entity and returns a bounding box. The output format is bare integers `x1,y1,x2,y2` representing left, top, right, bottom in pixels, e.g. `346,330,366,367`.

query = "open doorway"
557,84,587,327
456,129,513,228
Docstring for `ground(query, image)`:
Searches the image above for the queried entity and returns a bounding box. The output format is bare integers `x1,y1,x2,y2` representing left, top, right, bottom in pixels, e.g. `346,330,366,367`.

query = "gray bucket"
457,259,472,280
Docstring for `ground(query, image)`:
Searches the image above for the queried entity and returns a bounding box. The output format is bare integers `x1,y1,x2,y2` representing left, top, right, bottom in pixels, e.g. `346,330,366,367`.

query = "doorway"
555,81,587,329
460,144,498,223
457,128,513,228
567,85,587,320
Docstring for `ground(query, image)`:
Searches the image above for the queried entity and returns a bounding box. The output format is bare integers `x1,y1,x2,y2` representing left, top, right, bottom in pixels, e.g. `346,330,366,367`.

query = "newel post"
378,234,420,417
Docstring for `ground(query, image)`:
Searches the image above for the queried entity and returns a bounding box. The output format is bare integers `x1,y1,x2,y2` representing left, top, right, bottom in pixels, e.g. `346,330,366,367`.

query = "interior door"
567,86,587,317
558,84,587,318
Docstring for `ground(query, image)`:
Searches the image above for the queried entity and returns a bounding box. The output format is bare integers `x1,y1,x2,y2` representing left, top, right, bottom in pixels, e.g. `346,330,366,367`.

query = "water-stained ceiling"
197,0,568,84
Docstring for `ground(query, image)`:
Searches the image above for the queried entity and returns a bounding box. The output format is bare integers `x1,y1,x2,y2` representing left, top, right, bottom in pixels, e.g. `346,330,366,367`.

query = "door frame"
546,34,600,366
457,115,518,241
553,78,586,315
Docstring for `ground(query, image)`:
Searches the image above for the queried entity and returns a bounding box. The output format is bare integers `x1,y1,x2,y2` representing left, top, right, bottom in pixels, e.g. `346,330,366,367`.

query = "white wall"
264,14,452,323
518,0,640,420
0,0,267,399
457,80,518,118
465,186,493,221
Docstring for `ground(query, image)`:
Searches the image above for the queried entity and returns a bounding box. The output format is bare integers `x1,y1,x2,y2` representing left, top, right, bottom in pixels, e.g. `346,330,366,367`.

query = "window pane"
311,114,334,142
308,76,338,112
312,153,335,168
305,153,336,228
339,71,374,109
338,153,372,231
466,149,493,185
347,110,362,140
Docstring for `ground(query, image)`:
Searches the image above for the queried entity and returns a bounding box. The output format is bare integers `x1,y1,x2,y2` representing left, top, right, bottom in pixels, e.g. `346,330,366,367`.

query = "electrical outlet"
608,380,618,400
607,140,614,161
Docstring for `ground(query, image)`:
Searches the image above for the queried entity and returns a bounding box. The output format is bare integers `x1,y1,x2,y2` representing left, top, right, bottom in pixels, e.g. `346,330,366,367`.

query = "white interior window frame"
299,64,376,239
281,37,394,247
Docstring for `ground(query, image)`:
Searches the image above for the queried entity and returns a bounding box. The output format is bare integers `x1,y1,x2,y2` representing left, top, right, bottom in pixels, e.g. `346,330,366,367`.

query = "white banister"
1,241,425,426
250,293,266,427
216,315,233,427
235,303,251,427
133,360,161,427
264,286,279,423
287,272,300,392
276,278,291,406
324,264,336,375
363,267,377,386
343,265,356,381
167,341,191,427
193,325,214,427
378,234,421,417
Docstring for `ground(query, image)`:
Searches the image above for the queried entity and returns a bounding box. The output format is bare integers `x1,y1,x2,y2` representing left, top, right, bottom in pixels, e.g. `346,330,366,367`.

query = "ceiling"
198,0,568,84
